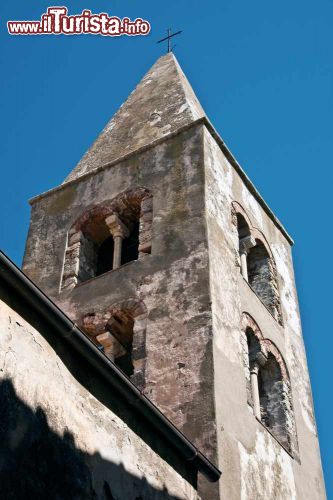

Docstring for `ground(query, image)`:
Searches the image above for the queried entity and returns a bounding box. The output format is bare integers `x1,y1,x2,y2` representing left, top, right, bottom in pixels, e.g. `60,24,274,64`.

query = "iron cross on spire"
157,28,182,53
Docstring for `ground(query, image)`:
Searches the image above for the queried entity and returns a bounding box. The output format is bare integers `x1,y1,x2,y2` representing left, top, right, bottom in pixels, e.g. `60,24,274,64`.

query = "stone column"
250,351,267,419
240,251,248,281
239,235,256,281
105,214,129,270
250,363,261,419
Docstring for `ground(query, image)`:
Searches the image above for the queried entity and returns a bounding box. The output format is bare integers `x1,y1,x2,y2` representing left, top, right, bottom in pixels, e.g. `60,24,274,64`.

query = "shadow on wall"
0,283,196,490
0,379,183,500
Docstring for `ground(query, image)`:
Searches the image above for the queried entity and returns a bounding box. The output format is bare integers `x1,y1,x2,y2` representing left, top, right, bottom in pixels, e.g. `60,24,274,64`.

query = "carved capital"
256,351,268,367
105,214,129,239
250,363,260,376
250,351,268,372
239,235,256,255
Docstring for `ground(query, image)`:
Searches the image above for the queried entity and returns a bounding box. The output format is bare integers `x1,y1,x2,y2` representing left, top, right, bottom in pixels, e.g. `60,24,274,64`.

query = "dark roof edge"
0,250,221,483
29,118,293,245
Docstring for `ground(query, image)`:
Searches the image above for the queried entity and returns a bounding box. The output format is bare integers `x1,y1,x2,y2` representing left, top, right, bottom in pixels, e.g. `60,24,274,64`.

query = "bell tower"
23,54,326,499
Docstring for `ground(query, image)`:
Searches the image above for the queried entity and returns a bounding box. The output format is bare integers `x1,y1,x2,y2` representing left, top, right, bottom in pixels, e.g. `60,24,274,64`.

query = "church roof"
64,53,205,183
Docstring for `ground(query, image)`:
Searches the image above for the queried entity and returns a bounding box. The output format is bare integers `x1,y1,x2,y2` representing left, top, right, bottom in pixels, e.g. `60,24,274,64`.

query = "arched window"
105,310,135,377
258,354,289,447
234,208,256,282
81,299,148,389
247,240,274,312
240,313,298,456
237,212,251,240
61,189,153,291
232,202,283,325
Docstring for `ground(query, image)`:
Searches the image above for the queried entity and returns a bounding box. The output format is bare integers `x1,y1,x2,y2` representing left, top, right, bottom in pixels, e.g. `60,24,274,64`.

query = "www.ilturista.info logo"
7,7,151,36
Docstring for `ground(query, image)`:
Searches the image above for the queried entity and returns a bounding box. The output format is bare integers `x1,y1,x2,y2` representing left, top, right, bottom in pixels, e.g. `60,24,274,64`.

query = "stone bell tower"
23,54,326,499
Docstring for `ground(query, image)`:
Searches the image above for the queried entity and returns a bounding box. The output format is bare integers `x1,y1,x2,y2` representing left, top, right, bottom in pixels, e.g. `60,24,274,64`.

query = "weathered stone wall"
0,293,198,499
23,125,218,497
22,114,326,499
203,126,326,499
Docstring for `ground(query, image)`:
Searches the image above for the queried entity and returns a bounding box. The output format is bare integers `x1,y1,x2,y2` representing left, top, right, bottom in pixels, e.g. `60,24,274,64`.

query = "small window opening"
258,355,290,449
246,327,261,362
121,220,140,266
96,236,114,276
258,370,270,427
237,213,251,240
107,312,135,377
247,241,275,315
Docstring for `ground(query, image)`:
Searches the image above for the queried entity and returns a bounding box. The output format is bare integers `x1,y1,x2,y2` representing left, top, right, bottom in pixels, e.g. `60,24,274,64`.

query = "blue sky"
1,0,332,494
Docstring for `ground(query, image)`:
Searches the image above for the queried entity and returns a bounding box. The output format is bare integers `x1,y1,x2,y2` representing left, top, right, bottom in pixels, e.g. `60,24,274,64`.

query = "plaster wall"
0,297,198,499
203,126,326,499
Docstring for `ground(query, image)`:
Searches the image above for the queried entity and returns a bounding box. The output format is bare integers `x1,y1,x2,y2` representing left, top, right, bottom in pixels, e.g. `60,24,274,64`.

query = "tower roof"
64,53,206,183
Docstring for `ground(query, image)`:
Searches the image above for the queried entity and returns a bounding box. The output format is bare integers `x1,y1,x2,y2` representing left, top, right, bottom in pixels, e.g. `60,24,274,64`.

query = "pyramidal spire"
64,53,206,183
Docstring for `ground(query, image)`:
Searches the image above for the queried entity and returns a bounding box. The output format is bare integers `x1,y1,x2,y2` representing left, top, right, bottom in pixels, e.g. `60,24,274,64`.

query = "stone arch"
241,313,264,342
250,228,274,259
262,338,289,380
231,201,253,231
240,313,298,457
80,298,148,390
232,202,283,325
107,297,147,318
73,187,151,236
60,188,153,291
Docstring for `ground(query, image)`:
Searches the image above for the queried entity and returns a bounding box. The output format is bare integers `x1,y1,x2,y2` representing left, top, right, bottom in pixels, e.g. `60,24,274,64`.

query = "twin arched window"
81,299,148,389
61,188,153,291
241,314,298,457
233,203,283,325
